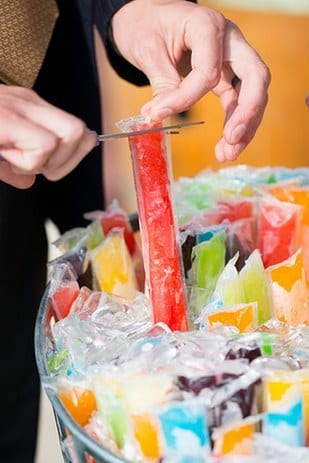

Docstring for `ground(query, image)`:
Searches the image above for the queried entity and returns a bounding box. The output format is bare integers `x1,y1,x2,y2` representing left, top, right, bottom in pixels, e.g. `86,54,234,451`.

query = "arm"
111,0,271,161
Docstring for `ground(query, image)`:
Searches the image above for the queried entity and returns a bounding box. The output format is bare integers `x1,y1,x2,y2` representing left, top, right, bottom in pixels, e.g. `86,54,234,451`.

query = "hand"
0,85,97,188
112,0,271,162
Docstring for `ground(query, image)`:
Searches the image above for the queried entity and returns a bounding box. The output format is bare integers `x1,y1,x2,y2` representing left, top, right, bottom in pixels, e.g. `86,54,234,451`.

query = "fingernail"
231,124,246,143
153,107,173,120
90,130,100,147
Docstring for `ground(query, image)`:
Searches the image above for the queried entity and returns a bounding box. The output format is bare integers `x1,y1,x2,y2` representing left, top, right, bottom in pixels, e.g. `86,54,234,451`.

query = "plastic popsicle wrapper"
266,185,309,282
257,196,303,268
211,253,245,307
85,201,145,292
189,230,226,316
58,385,97,427
263,370,305,447
214,199,254,223
157,399,210,463
94,374,133,452
267,249,309,326
90,228,138,299
204,302,258,333
296,369,309,446
239,250,273,325
116,115,188,331
123,374,174,460
212,415,261,456
48,262,80,320
290,188,309,283
225,218,256,271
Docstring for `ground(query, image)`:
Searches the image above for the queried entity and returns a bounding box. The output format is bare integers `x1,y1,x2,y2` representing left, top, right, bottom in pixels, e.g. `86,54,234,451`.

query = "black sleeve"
95,0,197,87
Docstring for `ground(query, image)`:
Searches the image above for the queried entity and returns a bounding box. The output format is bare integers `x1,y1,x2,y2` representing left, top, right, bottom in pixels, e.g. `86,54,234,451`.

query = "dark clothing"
0,1,145,462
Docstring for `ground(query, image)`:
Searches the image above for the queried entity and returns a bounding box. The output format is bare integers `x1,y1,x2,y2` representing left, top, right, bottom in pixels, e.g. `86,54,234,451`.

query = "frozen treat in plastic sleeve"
53,227,86,252
48,262,80,320
85,201,145,291
263,370,305,447
266,249,309,326
53,221,104,253
85,412,120,456
296,369,309,446
225,218,256,271
263,180,299,203
173,174,216,226
176,364,261,431
180,230,197,279
197,224,226,245
94,374,133,452
189,230,226,316
239,250,273,325
286,188,309,283
212,415,261,456
58,383,97,427
123,374,174,459
204,302,258,333
117,115,188,331
265,185,309,281
257,196,303,268
48,238,94,288
90,228,138,298
131,413,160,459
215,199,254,224
157,399,210,463
51,222,105,289
211,253,245,307
68,286,92,315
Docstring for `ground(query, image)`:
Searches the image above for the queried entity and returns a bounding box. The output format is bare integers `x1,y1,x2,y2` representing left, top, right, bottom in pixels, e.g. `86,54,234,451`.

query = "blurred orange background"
96,2,309,212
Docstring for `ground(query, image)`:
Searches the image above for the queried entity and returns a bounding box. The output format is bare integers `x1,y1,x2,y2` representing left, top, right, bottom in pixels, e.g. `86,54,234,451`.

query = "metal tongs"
97,120,204,142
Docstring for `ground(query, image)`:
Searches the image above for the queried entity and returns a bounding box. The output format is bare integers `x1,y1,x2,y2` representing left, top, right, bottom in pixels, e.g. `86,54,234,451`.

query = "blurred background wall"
97,0,309,213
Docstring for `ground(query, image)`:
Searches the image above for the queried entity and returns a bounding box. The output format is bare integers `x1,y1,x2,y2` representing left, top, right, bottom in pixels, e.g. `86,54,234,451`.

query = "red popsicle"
118,116,188,331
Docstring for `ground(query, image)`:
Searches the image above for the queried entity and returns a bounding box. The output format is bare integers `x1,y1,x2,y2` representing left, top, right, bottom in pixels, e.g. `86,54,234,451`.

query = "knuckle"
66,119,87,141
9,86,37,101
24,137,59,171
256,62,272,89
0,105,18,122
203,67,221,88
200,8,226,31
39,135,59,155
213,10,226,30
249,103,261,119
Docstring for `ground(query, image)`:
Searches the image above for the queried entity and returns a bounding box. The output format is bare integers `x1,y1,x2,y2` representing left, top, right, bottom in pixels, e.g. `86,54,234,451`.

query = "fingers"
142,7,226,120
0,160,36,189
136,38,183,120
213,22,271,161
40,128,97,181
0,110,59,170
0,86,98,186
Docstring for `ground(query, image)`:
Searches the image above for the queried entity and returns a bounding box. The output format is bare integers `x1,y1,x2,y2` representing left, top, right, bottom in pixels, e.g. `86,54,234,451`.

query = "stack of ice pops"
44,116,309,463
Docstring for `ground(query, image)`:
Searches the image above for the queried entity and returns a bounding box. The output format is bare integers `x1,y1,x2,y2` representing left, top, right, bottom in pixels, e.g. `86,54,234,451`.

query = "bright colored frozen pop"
117,116,188,331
